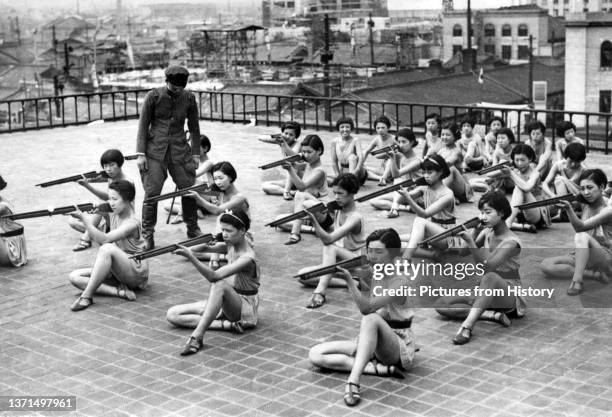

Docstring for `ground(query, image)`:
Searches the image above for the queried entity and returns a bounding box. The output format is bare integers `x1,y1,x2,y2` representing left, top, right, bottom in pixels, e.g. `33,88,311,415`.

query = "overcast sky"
11,0,518,12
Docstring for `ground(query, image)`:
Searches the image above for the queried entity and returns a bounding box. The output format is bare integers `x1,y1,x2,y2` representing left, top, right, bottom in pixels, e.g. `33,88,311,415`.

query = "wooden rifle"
355,177,425,203
293,255,368,280
36,171,108,187
144,183,219,204
476,161,512,175
130,233,219,261
257,133,282,144
258,153,304,170
516,194,577,211
418,217,481,247
123,154,139,160
266,201,340,227
371,144,399,157
1,202,111,221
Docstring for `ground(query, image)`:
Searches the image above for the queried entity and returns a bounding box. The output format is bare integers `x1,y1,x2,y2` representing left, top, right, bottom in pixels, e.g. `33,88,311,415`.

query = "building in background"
564,12,612,126
304,0,388,21
442,5,564,63
517,0,612,17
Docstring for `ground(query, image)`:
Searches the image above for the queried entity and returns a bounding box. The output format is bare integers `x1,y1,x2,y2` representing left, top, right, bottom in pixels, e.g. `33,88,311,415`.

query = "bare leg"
459,273,514,331
403,217,446,260
190,280,242,340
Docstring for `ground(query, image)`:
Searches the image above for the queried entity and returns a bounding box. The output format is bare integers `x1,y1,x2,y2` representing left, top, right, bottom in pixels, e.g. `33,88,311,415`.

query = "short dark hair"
478,190,512,220
211,161,237,182
487,116,505,128
219,207,251,231
420,154,450,179
301,134,324,155
108,179,135,202
563,142,586,162
366,228,402,259
526,121,546,135
200,134,211,152
460,116,476,128
396,127,417,145
331,173,360,195
579,168,607,188
0,175,6,191
441,122,461,141
374,115,391,128
100,149,124,167
336,116,355,130
511,143,536,162
425,113,441,126
281,121,302,139
496,128,516,143
556,121,577,138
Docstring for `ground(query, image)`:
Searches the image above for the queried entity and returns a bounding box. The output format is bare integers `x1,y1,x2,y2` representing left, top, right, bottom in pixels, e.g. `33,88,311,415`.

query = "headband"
222,209,246,228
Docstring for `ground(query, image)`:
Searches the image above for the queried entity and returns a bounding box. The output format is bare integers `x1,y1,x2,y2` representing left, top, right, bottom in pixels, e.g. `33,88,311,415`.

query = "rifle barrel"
371,145,398,156
36,171,101,187
418,217,481,246
144,183,215,204
131,233,215,260
3,203,96,220
476,161,511,175
258,154,303,170
266,203,325,227
294,255,367,280
516,194,576,210
355,178,417,202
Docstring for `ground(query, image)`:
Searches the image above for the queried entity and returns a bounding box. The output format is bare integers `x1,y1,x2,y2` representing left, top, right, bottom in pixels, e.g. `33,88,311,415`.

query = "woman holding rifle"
68,180,148,311
308,228,416,407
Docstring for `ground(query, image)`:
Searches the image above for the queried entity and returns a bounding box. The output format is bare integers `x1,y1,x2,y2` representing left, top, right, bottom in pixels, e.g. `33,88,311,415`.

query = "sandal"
306,292,326,309
180,336,203,356
493,312,511,327
377,179,387,187
567,280,584,296
452,326,472,345
71,296,93,312
386,209,399,219
283,191,294,201
344,382,361,407
284,233,301,245
117,284,136,301
72,239,92,252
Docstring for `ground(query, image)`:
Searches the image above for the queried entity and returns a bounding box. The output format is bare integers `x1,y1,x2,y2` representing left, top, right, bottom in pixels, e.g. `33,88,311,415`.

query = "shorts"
353,326,416,371
105,259,149,290
217,292,259,329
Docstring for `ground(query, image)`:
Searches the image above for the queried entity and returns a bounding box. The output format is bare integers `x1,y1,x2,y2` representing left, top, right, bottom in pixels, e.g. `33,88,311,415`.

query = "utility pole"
322,14,332,122
64,43,71,78
466,0,473,72
368,13,375,65
15,17,21,46
52,25,58,68
528,34,533,106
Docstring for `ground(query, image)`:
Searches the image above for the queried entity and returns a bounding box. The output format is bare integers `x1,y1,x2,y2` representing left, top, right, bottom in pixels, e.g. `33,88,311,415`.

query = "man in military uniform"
135,66,202,249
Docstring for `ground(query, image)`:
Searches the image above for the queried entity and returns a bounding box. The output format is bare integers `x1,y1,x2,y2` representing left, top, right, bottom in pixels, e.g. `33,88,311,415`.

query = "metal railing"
1,89,610,154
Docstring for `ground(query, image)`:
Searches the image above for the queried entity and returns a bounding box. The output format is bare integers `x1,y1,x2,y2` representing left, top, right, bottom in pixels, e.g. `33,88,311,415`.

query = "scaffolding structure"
195,25,265,77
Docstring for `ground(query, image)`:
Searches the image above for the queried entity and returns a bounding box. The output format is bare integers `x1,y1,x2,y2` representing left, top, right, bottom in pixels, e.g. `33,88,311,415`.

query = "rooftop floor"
1,120,612,417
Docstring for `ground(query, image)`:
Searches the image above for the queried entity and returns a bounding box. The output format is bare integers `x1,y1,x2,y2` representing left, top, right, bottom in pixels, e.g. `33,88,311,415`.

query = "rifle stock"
294,255,368,280
257,134,282,144
130,233,216,260
124,154,139,160
266,201,340,227
2,203,97,220
258,153,304,170
355,177,423,202
476,161,511,175
418,217,481,247
144,183,218,204
371,144,399,157
516,194,577,211
36,171,107,187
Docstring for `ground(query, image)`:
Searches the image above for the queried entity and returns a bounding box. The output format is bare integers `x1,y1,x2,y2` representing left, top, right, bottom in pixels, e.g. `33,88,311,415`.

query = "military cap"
165,66,189,87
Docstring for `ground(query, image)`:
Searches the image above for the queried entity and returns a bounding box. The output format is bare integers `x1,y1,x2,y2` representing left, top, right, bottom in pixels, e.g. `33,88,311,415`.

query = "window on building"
484,44,495,55
453,44,462,55
553,0,558,4
600,90,611,113
484,24,495,37
502,45,512,60
518,45,530,59
554,9,559,16
453,24,462,37
541,0,547,5
601,41,612,68
502,24,512,37
518,24,528,36
564,0,569,3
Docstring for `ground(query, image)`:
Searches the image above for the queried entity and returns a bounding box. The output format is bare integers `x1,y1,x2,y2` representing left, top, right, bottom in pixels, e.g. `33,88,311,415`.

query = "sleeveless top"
109,212,146,255
526,138,552,175
303,164,329,199
581,204,612,251
424,132,443,157
399,153,421,181
332,210,365,252
436,145,464,173
483,229,521,278
228,242,260,295
335,136,360,168
423,185,456,225
376,276,415,322
494,146,513,164
218,191,251,220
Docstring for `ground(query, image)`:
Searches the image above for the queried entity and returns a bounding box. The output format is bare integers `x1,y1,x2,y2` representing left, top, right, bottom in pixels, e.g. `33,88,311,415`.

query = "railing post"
231,93,235,124
123,92,127,119
368,102,372,134
35,100,39,129
277,96,281,126
315,99,319,131
112,92,116,120
99,94,103,120
74,97,78,123
21,100,25,129
605,115,610,155
265,96,269,127
61,98,65,126
87,95,91,122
